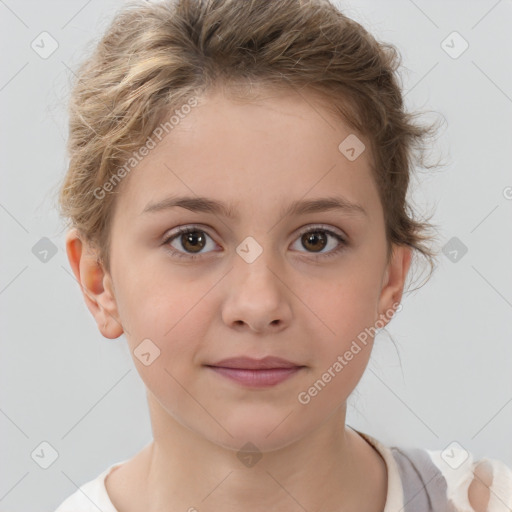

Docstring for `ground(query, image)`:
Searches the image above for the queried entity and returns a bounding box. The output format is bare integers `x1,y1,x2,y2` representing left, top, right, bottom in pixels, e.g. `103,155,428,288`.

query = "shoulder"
53,462,124,512
54,487,99,512
390,443,512,512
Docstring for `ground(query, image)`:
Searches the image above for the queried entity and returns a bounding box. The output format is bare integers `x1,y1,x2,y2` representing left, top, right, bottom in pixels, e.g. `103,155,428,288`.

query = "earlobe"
376,245,412,327
65,228,124,339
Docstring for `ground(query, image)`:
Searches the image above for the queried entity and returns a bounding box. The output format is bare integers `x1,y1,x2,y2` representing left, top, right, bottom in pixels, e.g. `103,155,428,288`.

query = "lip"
205,356,305,388
207,356,303,370
207,367,304,387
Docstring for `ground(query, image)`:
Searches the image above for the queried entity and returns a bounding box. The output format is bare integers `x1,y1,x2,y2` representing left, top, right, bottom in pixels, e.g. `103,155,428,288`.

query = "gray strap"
391,446,458,512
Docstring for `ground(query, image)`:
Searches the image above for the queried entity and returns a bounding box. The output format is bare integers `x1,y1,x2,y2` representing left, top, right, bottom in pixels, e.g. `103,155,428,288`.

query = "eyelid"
163,223,215,242
163,223,218,246
163,223,347,244
295,223,346,240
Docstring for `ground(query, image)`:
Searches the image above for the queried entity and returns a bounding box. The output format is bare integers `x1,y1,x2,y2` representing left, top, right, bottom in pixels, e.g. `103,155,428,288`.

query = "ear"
65,228,124,339
376,244,412,327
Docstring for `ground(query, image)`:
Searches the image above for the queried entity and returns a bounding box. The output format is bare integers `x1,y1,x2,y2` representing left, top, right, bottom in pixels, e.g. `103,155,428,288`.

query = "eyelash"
163,224,348,261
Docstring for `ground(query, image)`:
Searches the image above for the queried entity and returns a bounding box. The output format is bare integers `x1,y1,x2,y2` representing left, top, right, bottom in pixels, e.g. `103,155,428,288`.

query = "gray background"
1,0,511,510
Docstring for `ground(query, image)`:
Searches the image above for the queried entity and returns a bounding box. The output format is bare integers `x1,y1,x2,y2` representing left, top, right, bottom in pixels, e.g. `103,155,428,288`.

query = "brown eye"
180,230,206,253
291,226,347,259
164,227,217,259
301,231,328,252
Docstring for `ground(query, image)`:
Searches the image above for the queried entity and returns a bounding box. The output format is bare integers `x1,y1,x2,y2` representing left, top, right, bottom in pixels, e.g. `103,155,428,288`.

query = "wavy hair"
56,0,444,291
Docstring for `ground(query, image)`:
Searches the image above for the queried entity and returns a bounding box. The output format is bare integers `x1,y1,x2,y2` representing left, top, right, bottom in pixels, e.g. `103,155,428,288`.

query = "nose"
221,253,292,334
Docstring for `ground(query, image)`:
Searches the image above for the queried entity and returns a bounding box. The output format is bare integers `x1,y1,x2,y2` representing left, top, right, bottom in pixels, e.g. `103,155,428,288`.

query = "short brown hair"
56,0,444,290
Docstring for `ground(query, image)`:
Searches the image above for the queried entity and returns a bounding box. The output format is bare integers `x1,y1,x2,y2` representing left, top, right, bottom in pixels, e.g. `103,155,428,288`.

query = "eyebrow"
141,195,367,219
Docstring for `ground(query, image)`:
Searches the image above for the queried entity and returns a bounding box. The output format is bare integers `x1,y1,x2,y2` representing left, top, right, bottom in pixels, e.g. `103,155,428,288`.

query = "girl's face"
73,87,410,451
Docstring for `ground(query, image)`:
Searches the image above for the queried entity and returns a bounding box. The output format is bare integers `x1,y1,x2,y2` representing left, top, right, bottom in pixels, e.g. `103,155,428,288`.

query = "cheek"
297,288,376,412
304,269,382,345
117,266,216,375
121,295,209,418
114,254,209,335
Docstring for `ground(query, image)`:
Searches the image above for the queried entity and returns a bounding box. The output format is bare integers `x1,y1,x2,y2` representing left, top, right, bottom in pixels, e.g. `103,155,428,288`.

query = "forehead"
114,87,380,223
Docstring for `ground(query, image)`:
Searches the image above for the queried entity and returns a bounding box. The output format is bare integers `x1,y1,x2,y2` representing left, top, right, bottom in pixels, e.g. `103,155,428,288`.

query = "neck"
138,395,385,512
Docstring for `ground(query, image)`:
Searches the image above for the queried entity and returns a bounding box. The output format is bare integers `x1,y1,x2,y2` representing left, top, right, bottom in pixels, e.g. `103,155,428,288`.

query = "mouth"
204,356,306,388
207,355,303,370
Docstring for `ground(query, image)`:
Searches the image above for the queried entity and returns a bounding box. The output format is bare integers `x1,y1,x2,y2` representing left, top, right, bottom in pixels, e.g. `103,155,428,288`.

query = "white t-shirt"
54,429,512,512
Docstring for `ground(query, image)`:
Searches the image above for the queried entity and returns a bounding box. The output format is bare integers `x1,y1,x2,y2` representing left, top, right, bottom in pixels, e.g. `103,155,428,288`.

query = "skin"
66,85,411,512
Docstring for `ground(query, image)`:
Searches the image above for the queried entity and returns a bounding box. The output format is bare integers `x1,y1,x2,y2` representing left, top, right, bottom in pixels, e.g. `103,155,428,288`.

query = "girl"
55,0,512,510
